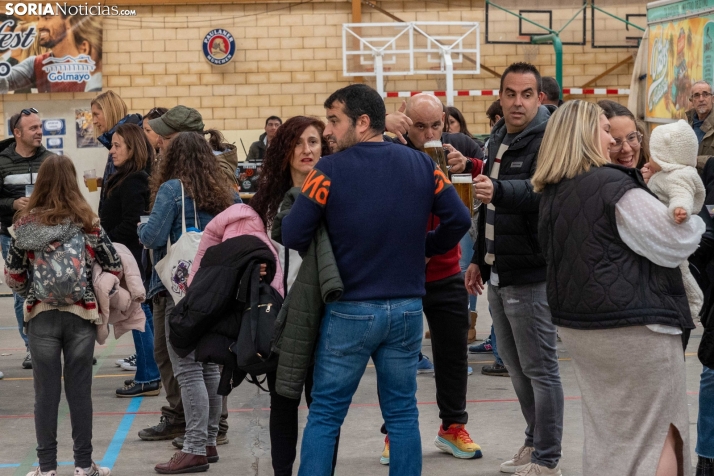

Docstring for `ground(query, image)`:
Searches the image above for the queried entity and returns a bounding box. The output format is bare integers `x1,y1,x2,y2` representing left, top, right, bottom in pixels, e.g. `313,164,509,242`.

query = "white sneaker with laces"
74,462,111,476
500,445,534,473
26,469,57,476
514,462,561,476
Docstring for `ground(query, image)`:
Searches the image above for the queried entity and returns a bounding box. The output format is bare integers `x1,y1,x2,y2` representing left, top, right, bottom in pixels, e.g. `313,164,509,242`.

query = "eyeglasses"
691,92,712,101
611,131,643,152
12,107,38,130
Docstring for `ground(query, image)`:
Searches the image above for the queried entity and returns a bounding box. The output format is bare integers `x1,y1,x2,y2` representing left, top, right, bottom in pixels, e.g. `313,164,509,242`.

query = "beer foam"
451,174,472,183
423,140,443,149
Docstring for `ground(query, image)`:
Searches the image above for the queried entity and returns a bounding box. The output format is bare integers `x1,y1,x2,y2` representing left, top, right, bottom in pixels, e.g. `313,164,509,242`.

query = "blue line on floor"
99,396,143,469
0,397,143,470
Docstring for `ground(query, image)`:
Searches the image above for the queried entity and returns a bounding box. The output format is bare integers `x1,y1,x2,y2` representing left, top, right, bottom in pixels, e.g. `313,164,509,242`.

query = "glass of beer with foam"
451,173,476,216
423,140,448,176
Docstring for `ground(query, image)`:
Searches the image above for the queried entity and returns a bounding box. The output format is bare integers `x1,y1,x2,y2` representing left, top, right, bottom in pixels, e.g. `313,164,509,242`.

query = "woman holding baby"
533,100,704,476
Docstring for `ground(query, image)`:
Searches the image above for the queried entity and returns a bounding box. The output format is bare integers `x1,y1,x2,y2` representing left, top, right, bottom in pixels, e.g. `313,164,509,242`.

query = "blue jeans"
1,234,28,350
459,232,477,312
298,298,423,476
698,366,714,458
132,303,160,384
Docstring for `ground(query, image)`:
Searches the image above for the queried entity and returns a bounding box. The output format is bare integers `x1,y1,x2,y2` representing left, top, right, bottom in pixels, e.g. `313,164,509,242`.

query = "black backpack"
230,260,283,389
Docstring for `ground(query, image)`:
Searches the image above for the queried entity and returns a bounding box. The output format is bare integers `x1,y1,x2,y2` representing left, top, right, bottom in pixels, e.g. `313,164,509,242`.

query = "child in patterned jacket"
4,155,121,476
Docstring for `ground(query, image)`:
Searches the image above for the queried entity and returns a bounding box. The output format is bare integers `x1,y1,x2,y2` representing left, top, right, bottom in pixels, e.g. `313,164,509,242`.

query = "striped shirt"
484,133,519,281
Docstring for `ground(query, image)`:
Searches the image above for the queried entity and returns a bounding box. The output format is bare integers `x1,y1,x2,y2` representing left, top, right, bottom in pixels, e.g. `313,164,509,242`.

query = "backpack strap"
245,374,269,392
179,180,187,235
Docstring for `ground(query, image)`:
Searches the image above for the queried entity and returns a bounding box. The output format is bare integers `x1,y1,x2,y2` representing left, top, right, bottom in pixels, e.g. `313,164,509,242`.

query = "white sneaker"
74,462,111,476
514,462,561,476
0,370,4,379
500,445,534,473
115,354,136,367
26,469,57,476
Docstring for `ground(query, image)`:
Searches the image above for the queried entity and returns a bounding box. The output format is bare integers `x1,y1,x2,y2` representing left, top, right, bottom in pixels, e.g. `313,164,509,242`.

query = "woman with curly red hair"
249,116,338,476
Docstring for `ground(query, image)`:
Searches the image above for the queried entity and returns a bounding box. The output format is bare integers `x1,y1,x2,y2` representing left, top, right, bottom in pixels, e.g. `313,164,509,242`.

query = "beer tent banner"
0,15,102,94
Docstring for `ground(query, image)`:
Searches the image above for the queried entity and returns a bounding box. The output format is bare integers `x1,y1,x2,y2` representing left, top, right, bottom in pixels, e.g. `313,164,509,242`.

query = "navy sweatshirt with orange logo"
282,141,471,301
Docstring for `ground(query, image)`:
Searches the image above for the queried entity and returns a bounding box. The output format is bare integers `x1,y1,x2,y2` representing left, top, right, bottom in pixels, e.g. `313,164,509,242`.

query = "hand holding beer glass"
423,140,449,176
84,169,98,192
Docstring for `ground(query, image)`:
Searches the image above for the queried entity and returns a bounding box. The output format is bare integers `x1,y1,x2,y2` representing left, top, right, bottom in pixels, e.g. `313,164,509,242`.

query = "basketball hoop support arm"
531,34,563,100
444,52,455,106
374,52,385,98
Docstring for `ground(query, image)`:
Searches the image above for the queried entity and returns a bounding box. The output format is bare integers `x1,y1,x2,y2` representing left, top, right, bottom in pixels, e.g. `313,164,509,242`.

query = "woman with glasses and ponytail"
598,100,650,170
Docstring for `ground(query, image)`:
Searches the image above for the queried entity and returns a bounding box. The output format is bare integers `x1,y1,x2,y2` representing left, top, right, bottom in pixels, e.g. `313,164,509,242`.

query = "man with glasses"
686,80,714,170
0,108,52,370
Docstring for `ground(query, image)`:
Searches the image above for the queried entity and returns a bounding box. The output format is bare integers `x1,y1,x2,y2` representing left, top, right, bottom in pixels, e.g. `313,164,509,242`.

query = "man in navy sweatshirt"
283,84,471,476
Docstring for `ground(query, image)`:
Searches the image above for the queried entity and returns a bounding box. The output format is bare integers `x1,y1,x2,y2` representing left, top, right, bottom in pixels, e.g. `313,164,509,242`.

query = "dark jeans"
488,281,564,468
27,310,96,471
267,366,339,476
133,303,160,384
423,273,469,427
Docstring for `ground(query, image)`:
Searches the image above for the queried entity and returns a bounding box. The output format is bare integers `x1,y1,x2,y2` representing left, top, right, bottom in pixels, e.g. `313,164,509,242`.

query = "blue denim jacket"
138,179,217,298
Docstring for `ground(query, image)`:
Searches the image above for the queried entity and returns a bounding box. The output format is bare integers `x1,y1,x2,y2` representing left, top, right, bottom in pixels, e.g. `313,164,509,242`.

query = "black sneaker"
116,380,160,398
481,362,509,377
22,352,32,369
138,416,185,441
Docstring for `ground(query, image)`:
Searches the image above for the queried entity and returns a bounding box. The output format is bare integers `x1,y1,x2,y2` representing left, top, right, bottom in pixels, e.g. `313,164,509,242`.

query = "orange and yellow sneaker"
380,435,390,465
434,424,483,459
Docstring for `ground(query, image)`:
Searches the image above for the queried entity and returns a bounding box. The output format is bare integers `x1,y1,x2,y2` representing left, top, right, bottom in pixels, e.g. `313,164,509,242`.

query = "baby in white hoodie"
642,119,706,318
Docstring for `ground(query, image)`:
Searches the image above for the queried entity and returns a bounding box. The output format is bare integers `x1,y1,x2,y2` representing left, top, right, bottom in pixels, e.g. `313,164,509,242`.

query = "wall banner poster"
0,15,102,94
647,17,710,121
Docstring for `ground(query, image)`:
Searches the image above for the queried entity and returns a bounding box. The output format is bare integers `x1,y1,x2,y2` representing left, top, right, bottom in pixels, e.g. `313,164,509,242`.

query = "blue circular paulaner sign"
203,29,236,65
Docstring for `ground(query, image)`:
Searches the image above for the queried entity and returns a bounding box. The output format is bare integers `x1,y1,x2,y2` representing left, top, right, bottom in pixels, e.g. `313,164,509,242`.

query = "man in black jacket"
0,109,52,370
246,116,281,162
465,63,564,476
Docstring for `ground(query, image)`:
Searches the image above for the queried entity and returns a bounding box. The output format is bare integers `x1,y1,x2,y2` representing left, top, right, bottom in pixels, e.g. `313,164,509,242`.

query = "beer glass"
452,174,476,216
424,140,448,176
84,169,98,192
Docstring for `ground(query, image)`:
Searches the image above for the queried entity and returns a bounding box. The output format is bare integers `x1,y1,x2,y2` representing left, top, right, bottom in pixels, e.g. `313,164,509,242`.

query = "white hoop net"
522,44,539,63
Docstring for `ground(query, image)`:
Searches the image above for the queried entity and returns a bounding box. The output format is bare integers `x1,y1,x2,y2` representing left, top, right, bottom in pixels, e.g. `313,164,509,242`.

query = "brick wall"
0,0,641,140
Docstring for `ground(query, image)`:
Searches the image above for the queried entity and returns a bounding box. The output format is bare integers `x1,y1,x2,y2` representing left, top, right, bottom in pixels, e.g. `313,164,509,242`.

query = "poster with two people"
0,12,102,94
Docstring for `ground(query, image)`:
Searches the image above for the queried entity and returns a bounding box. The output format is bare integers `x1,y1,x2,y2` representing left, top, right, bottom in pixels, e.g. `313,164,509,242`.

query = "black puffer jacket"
0,138,52,235
169,235,278,394
539,164,693,331
471,105,554,286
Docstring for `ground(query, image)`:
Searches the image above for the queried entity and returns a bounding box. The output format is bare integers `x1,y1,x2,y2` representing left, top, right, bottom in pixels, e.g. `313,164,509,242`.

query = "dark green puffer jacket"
271,187,343,400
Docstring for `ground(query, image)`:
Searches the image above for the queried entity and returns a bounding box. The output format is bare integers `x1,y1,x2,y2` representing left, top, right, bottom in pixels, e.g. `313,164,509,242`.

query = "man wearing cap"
139,105,233,448
148,105,205,156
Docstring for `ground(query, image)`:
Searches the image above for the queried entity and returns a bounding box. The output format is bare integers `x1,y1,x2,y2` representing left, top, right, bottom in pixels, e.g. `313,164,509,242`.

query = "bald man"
378,94,484,463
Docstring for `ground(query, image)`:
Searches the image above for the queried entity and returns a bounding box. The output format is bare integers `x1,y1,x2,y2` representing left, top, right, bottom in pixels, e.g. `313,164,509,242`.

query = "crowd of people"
1,61,714,476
